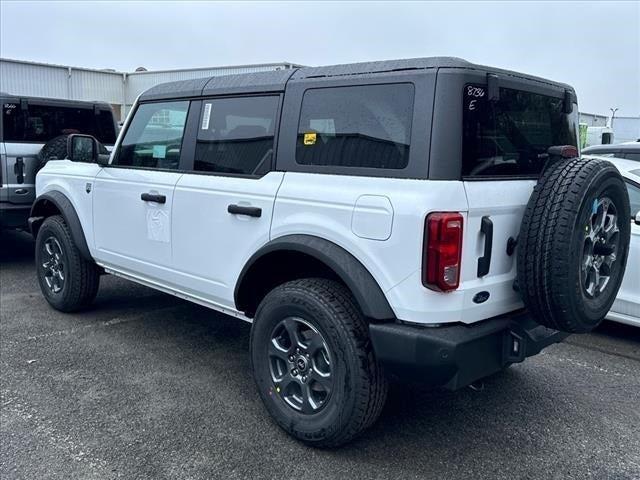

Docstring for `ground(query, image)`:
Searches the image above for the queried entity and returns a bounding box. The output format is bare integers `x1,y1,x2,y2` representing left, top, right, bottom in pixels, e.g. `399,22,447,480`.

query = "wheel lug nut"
288,355,294,362
292,369,298,376
302,376,307,383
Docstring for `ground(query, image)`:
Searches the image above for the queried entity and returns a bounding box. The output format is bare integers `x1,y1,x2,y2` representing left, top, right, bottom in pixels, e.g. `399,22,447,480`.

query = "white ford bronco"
30,57,631,447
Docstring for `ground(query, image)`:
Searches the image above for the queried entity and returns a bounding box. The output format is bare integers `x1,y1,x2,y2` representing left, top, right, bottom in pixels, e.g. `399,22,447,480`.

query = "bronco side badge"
85,183,92,193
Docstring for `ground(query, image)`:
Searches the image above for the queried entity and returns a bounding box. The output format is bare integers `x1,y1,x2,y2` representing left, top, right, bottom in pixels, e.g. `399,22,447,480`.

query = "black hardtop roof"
138,56,574,102
1,92,113,109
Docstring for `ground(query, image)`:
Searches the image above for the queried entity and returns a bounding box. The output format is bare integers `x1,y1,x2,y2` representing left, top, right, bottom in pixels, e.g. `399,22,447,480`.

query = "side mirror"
66,134,109,166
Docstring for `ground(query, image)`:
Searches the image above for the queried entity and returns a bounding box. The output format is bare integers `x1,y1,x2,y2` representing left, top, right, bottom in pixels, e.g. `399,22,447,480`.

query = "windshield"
462,85,578,178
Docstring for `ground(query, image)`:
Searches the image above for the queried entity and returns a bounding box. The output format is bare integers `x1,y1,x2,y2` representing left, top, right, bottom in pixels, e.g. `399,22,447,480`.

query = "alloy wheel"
42,236,65,294
581,197,620,298
268,317,333,414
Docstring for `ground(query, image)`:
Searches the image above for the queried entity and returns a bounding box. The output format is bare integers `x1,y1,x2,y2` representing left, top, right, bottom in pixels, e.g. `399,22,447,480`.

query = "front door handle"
141,193,166,204
227,204,262,218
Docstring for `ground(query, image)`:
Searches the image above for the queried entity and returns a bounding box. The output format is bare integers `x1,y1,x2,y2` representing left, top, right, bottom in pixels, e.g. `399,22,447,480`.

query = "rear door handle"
141,193,166,204
227,204,262,218
477,216,493,278
14,157,24,184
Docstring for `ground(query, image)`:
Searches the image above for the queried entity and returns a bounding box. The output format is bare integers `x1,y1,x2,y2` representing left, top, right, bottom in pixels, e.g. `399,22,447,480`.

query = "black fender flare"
29,191,92,261
234,234,395,321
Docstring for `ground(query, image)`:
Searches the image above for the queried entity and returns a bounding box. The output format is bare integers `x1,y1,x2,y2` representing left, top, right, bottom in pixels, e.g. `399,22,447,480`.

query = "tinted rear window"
462,86,577,177
296,84,414,170
2,102,117,144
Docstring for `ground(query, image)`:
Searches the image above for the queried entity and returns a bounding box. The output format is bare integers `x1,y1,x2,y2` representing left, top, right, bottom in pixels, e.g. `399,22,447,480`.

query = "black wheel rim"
42,236,65,294
581,197,620,298
268,317,333,414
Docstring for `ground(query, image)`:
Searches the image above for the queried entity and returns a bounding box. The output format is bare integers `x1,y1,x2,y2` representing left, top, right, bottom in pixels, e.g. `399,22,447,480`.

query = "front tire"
35,215,100,312
250,278,388,447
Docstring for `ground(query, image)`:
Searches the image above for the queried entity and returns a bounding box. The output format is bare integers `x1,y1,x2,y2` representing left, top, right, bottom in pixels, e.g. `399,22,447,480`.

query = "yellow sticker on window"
303,132,317,145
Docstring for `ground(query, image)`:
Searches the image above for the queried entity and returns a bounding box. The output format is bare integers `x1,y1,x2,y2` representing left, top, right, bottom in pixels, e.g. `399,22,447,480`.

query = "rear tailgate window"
2,102,117,145
462,85,578,178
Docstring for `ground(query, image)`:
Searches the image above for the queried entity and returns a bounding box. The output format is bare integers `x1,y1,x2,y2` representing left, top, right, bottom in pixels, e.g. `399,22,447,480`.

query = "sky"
1,1,638,116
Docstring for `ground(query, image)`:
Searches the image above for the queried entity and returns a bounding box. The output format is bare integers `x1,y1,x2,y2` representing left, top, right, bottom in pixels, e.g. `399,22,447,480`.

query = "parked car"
0,94,118,229
29,58,632,447
583,125,614,148
582,142,640,162
585,156,640,327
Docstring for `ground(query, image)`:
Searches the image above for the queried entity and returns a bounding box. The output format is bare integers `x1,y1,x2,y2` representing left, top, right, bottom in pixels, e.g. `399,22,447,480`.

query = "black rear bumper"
369,311,568,390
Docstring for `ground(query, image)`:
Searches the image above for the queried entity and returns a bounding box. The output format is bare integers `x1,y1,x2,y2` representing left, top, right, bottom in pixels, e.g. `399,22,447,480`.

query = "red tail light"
423,213,463,292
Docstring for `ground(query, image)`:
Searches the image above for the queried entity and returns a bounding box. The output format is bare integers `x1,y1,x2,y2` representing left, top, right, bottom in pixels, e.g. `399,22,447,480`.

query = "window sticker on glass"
152,145,167,159
303,132,317,146
201,103,212,130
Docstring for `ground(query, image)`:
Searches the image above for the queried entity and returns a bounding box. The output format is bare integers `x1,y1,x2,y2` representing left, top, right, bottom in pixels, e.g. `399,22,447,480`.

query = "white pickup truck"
29,58,632,447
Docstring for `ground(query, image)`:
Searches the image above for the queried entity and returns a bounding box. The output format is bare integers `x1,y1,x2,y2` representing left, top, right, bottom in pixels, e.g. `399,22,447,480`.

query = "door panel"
171,94,283,309
2,142,41,204
92,168,182,280
91,100,191,283
609,224,640,323
172,172,284,307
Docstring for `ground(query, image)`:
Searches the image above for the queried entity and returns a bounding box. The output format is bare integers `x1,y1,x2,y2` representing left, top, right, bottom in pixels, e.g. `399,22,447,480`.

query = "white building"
0,58,300,121
579,112,609,127
611,116,640,143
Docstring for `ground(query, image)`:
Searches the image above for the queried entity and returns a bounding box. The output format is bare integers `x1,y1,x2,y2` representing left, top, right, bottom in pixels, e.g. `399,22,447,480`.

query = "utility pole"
610,107,618,128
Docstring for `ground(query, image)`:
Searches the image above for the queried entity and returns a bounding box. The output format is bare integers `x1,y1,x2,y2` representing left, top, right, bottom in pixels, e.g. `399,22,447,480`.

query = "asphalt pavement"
1,229,639,480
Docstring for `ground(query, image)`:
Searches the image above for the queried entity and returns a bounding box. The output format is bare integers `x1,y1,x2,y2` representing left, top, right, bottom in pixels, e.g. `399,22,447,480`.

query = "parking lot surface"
1,229,639,480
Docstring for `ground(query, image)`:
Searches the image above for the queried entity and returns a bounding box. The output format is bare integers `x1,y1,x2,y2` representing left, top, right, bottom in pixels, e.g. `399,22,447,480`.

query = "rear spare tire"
37,134,108,169
517,157,630,333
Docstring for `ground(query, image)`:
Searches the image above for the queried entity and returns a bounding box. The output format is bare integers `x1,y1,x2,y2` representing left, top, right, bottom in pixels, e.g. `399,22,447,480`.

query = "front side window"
194,96,279,175
2,102,117,144
296,84,414,170
462,85,578,177
115,101,189,170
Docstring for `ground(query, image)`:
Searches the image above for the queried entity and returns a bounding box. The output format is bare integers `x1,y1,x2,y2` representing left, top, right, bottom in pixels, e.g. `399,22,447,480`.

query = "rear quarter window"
295,83,414,170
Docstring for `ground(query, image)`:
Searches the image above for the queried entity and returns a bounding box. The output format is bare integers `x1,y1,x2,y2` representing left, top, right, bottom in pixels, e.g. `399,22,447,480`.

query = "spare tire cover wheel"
517,157,631,333
37,134,108,169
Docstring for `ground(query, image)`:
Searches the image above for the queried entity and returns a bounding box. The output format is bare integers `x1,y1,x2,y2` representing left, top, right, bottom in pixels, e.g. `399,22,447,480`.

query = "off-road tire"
517,157,631,333
250,278,388,447
35,215,100,312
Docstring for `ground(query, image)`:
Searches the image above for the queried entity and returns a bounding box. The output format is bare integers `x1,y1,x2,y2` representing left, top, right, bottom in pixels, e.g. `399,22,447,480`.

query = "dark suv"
1,94,118,229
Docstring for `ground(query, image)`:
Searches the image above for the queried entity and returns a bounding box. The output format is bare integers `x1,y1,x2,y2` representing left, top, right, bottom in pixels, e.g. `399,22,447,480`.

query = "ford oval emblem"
473,291,490,304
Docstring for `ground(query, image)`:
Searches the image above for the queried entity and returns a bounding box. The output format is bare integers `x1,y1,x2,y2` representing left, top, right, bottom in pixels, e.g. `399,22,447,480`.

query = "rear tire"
35,215,100,312
517,158,631,333
250,278,388,447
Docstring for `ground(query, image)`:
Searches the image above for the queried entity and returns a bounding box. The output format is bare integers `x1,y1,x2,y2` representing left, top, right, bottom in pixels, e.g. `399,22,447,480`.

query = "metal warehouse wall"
612,116,640,143
125,63,296,105
1,58,297,121
579,112,609,127
0,58,124,105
